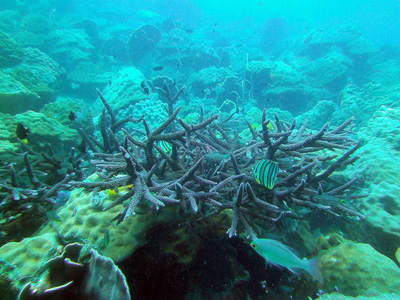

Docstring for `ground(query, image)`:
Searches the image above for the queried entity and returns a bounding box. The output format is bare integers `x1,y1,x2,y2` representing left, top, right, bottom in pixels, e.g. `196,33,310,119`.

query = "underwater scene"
1,0,400,299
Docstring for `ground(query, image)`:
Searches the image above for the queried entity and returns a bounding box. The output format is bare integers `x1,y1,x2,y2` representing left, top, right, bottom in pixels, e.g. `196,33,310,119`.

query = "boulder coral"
320,241,400,296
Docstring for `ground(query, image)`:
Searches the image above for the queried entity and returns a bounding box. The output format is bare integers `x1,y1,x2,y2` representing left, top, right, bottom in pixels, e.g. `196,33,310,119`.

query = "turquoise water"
0,0,400,299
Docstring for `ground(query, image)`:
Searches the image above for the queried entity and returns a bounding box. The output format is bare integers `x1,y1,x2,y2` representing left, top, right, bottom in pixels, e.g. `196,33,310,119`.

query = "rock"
73,19,99,40
156,29,221,72
101,37,129,64
0,30,23,68
344,37,378,57
320,241,400,296
302,28,336,58
128,24,161,65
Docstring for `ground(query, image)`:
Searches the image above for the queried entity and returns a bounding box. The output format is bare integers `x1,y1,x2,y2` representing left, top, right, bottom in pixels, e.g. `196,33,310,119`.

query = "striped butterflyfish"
159,140,173,153
253,159,279,189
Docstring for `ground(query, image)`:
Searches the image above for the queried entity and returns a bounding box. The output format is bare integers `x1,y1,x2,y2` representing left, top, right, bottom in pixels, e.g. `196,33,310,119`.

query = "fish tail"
306,256,323,283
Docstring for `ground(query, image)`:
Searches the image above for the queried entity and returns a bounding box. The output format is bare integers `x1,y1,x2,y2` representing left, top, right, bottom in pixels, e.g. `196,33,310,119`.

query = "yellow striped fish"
159,140,172,153
253,159,279,189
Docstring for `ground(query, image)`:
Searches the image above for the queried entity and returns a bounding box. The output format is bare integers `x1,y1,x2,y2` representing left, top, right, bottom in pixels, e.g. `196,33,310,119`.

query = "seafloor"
0,1,400,300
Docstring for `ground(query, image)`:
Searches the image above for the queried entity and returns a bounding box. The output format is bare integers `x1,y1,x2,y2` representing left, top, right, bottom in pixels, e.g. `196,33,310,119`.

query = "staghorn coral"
71,86,365,242
0,144,86,244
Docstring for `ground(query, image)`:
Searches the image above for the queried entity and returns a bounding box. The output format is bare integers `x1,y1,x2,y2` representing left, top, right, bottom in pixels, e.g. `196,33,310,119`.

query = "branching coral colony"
70,84,366,238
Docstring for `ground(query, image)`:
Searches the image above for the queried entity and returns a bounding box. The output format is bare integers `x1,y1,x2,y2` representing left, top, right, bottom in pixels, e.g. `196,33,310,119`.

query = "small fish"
107,188,118,198
141,80,150,95
55,190,71,203
104,229,110,247
253,159,279,189
16,123,30,139
246,149,252,159
153,66,164,71
185,28,194,34
159,140,172,153
396,247,400,264
78,140,87,153
108,80,112,85
71,82,80,90
304,36,312,45
68,111,77,121
250,238,323,282
316,194,349,205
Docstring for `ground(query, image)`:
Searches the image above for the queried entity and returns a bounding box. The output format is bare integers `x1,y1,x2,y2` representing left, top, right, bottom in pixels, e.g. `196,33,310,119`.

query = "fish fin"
305,256,323,283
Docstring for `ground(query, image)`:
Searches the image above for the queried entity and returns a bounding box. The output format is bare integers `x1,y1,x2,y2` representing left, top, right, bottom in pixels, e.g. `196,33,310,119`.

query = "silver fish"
250,238,323,283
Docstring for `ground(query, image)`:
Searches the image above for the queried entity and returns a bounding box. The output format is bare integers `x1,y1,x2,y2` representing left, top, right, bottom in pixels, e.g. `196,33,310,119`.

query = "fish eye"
251,243,257,248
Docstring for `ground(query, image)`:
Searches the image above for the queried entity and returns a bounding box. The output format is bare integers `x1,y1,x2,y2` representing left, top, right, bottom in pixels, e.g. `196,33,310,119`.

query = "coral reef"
0,30,23,68
319,241,400,296
0,3,399,298
39,181,180,262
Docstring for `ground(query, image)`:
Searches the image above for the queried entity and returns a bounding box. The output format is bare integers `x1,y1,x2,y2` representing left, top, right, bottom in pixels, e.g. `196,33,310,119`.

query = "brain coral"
44,176,179,262
5,47,66,102
0,233,60,280
0,71,40,114
320,241,400,296
0,30,23,68
0,110,78,151
94,67,149,114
